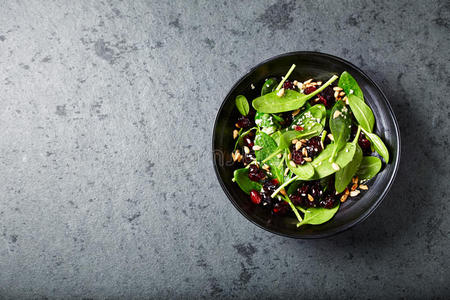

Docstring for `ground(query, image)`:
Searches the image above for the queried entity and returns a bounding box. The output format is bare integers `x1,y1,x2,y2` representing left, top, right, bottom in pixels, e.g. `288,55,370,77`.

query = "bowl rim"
212,51,401,239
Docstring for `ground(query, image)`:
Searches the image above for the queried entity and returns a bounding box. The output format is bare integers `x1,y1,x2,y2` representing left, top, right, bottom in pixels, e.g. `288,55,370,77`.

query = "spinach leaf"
356,156,382,180
335,143,363,193
287,159,315,180
348,94,374,132
255,112,280,135
338,71,364,100
361,128,389,163
235,95,249,116
278,123,323,150
261,78,278,96
329,100,352,161
254,132,283,182
233,168,262,194
252,75,338,113
292,104,326,128
234,127,256,151
311,142,356,179
297,203,340,226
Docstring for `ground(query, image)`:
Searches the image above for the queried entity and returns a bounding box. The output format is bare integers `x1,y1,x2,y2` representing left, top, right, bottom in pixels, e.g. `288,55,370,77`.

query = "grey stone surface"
0,0,449,298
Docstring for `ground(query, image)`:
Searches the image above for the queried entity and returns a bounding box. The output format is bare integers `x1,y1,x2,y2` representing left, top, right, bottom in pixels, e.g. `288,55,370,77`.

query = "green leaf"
348,94,375,132
252,75,338,113
338,71,364,100
311,142,357,179
335,144,363,193
233,168,262,194
235,95,249,116
287,159,315,180
261,78,278,96
254,132,283,182
297,203,340,226
255,112,280,135
292,104,326,128
234,127,256,151
361,128,389,163
329,100,352,161
356,156,382,180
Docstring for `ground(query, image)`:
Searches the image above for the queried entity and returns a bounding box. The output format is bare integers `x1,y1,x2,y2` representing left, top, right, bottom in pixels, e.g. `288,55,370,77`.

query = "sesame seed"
289,161,297,168
332,163,340,170
252,145,262,151
350,190,360,197
251,84,255,89
304,157,312,162
243,146,250,154
277,88,285,97
333,87,343,91
307,194,314,202
359,184,368,190
233,129,239,139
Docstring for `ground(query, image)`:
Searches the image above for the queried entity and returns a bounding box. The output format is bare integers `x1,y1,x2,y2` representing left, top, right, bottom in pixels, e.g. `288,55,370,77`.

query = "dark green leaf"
255,112,280,135
335,144,363,193
356,156,382,180
233,168,262,194
261,78,278,96
338,71,364,100
348,94,375,132
361,128,389,163
293,104,326,128
254,132,283,182
287,159,315,180
235,95,249,116
311,142,356,179
298,203,340,226
252,75,338,113
329,100,352,160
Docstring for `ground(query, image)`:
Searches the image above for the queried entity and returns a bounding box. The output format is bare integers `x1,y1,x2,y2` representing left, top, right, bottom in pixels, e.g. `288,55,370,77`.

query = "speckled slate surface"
0,0,449,298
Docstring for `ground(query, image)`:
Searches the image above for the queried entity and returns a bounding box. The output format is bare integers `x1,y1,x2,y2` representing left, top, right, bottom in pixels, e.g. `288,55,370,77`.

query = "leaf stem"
304,75,338,98
262,149,282,163
282,195,302,223
271,175,299,198
295,206,307,214
353,126,362,144
276,64,296,91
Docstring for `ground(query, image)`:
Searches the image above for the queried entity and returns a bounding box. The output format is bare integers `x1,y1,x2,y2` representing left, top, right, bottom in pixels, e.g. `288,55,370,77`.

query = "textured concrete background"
0,0,449,298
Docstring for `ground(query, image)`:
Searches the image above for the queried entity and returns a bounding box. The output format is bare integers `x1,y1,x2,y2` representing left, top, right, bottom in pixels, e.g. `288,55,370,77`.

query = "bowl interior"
213,52,400,238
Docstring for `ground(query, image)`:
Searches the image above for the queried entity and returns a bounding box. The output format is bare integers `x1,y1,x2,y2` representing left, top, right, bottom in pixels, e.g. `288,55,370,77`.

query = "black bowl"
212,52,400,239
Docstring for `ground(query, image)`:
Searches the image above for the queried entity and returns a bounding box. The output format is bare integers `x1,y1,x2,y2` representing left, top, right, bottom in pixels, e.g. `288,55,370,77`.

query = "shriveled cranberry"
248,164,265,182
305,136,322,158
237,116,251,128
242,151,255,164
271,178,279,185
273,201,289,214
291,150,305,165
319,194,336,209
294,125,304,131
318,86,335,108
243,136,254,148
290,194,302,205
283,81,295,90
358,137,372,155
250,190,261,204
303,86,317,95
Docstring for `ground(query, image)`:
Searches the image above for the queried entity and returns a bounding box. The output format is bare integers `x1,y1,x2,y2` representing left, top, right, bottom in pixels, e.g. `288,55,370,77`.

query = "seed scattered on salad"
231,66,389,227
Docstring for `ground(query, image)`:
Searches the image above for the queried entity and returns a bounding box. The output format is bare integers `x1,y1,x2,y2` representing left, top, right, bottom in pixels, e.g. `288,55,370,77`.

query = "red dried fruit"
250,190,261,204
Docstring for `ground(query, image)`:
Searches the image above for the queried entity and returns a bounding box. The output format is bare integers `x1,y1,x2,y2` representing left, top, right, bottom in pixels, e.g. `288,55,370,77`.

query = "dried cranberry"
243,136,254,148
250,190,261,204
358,137,372,155
242,151,255,164
303,86,317,95
318,86,335,108
290,194,302,205
237,116,251,128
319,194,336,209
294,125,304,131
248,164,265,182
291,150,305,165
273,201,289,214
283,81,295,90
271,178,279,185
305,136,322,158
